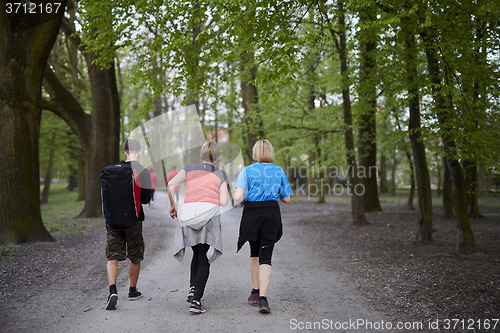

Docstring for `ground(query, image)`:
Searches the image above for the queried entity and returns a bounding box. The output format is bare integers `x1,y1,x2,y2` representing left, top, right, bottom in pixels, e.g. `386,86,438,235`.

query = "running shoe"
187,286,195,303
128,289,143,301
189,300,207,314
248,292,259,305
106,293,118,310
259,298,270,314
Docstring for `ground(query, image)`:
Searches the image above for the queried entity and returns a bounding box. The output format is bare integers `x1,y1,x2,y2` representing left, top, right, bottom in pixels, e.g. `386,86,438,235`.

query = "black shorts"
237,201,282,253
106,221,144,263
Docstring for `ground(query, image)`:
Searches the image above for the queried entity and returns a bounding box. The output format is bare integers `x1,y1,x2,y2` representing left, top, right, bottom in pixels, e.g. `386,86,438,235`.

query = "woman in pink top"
167,142,228,314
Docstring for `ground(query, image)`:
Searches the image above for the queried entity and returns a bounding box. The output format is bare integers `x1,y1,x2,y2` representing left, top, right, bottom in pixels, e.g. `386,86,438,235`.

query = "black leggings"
249,240,275,266
190,243,210,301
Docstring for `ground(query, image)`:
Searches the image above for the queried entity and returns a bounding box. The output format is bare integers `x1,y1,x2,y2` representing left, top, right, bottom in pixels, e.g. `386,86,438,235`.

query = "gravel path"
1,191,386,333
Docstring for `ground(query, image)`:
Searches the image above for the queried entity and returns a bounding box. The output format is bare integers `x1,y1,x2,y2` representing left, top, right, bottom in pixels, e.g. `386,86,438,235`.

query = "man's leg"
107,260,119,285
129,262,141,288
105,225,125,310
106,260,119,310
126,221,144,300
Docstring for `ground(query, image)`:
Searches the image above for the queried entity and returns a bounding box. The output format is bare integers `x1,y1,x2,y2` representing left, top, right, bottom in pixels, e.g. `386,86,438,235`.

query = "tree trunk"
442,156,456,218
77,148,86,201
404,20,433,243
379,154,389,193
240,50,264,163
447,157,476,254
0,2,66,244
357,6,381,212
390,150,397,196
226,64,237,141
393,109,415,209
78,54,121,217
467,164,483,218
436,156,442,197
406,150,416,210
464,79,484,218
421,29,475,254
41,132,57,204
66,135,78,192
337,1,368,225
56,12,120,214
184,1,201,116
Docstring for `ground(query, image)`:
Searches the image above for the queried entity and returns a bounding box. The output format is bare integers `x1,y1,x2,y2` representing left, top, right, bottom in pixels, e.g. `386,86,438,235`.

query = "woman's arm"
219,181,229,206
167,169,186,218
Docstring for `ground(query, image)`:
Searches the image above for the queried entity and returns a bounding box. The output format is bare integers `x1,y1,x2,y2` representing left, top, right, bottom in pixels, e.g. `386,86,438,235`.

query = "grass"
40,183,101,237
0,247,17,257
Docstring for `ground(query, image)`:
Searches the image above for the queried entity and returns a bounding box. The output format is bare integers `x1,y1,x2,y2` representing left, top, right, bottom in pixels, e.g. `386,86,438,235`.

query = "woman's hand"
169,206,177,219
280,196,290,204
233,187,244,203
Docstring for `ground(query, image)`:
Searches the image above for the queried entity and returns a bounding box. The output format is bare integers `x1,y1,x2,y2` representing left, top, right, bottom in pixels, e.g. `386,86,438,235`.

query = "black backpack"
100,163,138,229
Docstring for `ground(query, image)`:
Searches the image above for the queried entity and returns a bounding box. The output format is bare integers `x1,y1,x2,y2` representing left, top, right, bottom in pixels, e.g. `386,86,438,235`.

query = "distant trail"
27,192,387,332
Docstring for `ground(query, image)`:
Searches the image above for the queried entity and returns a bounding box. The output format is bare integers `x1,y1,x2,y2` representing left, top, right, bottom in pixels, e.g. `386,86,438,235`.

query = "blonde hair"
252,139,275,163
201,142,220,162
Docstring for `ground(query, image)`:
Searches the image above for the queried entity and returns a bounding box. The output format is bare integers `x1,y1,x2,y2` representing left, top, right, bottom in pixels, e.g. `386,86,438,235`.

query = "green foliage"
39,112,80,182
76,0,499,182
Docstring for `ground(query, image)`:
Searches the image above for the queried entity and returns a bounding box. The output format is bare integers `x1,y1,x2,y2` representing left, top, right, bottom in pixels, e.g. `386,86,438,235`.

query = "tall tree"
78,46,120,217
45,3,121,218
402,11,433,243
357,3,381,212
338,2,368,225
418,1,477,252
0,1,67,244
317,0,368,225
238,6,265,162
240,49,264,162
421,33,475,253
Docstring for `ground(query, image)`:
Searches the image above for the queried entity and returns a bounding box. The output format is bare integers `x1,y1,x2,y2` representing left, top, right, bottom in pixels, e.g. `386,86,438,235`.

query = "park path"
37,191,386,332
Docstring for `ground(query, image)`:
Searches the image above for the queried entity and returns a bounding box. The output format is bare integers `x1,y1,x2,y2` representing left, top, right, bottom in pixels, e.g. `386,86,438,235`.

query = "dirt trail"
2,191,386,332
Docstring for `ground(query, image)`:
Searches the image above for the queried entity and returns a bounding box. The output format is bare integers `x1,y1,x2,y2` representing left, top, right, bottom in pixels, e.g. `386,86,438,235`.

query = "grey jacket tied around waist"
173,214,222,264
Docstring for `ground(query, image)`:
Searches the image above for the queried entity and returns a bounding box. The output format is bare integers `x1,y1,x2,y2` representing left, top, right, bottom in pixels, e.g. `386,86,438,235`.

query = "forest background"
0,0,499,257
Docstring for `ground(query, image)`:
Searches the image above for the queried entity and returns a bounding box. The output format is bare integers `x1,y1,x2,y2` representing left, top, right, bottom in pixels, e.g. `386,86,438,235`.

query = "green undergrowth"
41,183,101,237
0,247,18,258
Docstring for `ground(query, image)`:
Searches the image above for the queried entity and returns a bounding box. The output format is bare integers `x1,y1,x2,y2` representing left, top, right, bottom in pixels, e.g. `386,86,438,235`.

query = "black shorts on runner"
105,221,144,263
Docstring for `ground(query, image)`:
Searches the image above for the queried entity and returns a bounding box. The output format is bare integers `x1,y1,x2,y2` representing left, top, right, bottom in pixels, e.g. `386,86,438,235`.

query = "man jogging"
102,139,151,310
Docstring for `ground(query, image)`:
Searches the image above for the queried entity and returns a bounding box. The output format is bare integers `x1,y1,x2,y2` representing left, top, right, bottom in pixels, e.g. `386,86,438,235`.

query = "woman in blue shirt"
233,139,293,314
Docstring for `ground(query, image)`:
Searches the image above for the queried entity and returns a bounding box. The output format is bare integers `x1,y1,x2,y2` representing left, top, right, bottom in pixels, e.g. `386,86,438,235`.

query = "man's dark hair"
124,139,141,153
172,165,176,170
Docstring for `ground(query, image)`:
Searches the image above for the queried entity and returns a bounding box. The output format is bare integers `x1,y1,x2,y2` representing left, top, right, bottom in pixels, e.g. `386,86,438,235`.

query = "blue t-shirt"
236,163,293,202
